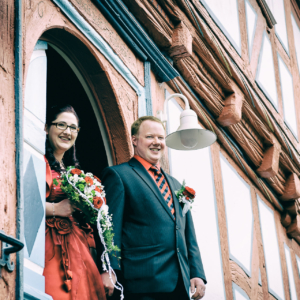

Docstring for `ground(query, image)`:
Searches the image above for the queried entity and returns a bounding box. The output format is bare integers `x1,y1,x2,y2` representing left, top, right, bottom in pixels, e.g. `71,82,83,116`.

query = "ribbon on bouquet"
65,170,124,299
181,198,191,217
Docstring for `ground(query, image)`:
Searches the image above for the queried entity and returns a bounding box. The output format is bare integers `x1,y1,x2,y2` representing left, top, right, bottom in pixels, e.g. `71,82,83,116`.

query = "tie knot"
150,165,160,175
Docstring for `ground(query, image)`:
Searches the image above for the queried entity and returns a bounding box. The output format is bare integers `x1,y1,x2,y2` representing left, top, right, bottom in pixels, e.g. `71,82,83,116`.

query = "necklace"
60,160,66,170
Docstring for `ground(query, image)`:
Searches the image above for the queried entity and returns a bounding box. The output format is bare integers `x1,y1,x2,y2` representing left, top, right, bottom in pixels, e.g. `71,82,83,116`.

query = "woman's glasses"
51,122,80,133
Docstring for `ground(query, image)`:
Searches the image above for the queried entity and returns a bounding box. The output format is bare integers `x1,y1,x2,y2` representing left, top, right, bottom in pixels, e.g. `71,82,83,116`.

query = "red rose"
183,186,196,199
93,197,104,209
54,218,72,235
71,168,82,175
95,186,102,193
46,218,55,228
93,175,101,183
85,176,93,186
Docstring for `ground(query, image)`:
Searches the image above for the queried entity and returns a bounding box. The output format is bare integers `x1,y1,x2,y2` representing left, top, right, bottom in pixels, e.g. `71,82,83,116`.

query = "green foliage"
100,212,120,256
176,180,186,197
60,167,120,257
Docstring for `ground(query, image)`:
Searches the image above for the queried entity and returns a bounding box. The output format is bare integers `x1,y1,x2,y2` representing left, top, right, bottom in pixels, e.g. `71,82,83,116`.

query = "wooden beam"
287,215,300,238
217,93,243,127
280,173,300,201
281,212,292,227
169,21,192,59
257,135,281,178
283,201,298,217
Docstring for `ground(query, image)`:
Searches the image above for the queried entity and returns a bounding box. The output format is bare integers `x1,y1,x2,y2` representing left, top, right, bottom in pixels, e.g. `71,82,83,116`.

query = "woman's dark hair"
45,105,80,172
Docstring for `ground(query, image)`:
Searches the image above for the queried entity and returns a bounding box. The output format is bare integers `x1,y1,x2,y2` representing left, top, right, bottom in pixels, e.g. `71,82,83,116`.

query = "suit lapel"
129,158,175,221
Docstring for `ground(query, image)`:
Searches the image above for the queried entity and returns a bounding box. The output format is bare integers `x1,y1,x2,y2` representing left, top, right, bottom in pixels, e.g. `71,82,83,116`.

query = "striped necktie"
150,166,175,218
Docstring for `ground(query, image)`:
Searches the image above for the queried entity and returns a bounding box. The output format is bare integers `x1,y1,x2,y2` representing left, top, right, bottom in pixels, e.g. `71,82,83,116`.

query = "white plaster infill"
52,0,147,117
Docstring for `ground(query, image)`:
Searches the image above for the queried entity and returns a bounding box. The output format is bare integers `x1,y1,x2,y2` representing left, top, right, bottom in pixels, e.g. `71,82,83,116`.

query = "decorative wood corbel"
287,215,300,238
257,135,281,178
280,173,300,201
169,21,192,59
217,93,243,127
281,212,292,227
283,201,298,216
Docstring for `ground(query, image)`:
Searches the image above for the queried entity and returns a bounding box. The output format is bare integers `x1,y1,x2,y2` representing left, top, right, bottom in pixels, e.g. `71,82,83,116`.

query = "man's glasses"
51,122,80,133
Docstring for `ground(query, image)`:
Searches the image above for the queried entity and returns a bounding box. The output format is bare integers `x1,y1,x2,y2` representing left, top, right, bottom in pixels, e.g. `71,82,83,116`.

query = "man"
101,116,206,300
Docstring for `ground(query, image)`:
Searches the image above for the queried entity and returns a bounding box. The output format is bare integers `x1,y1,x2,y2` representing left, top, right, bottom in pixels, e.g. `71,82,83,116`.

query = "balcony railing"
0,230,24,277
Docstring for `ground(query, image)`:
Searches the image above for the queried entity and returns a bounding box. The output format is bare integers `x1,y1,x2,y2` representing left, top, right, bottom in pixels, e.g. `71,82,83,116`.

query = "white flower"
102,204,109,215
84,185,94,195
86,172,93,177
79,177,85,183
73,174,79,183
95,181,101,187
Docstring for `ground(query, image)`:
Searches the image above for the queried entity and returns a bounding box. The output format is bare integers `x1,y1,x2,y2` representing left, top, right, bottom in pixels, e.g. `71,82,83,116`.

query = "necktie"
150,166,175,217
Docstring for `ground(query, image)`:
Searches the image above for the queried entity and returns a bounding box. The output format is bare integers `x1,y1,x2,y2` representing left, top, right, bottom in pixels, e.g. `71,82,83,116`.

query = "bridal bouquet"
56,167,123,298
175,180,196,216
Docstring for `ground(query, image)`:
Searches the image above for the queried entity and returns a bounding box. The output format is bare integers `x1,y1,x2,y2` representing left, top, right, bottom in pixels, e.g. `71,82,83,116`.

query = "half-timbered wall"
2,0,300,299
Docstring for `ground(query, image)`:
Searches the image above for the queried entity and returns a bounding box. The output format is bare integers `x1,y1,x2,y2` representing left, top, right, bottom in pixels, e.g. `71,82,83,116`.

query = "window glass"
266,0,289,52
245,0,257,59
296,255,300,277
257,195,285,299
167,95,226,299
256,33,278,108
278,55,298,138
291,13,300,74
220,154,253,275
284,244,297,300
200,0,241,54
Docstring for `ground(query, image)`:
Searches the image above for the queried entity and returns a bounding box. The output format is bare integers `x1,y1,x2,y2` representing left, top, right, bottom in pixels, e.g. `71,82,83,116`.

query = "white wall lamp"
157,93,217,150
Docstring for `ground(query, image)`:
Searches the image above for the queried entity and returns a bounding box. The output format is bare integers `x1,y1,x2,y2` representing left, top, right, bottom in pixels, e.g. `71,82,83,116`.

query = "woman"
43,105,106,299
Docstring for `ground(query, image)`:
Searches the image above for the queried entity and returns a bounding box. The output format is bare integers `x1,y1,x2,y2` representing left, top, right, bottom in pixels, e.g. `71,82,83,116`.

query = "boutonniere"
175,180,196,216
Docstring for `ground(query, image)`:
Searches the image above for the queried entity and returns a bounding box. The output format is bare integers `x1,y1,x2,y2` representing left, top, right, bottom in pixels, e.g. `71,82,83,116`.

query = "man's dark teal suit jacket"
101,157,206,296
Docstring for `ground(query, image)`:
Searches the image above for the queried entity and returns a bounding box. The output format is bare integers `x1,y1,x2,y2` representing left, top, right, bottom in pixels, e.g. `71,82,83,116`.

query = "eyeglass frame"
51,122,80,133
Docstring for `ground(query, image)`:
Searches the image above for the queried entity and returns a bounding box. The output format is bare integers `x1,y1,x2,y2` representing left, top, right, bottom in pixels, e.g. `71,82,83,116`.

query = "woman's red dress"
43,161,106,300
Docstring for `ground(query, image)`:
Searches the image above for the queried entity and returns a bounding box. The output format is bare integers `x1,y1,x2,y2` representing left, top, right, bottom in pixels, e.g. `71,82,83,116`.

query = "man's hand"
190,277,206,299
101,271,116,297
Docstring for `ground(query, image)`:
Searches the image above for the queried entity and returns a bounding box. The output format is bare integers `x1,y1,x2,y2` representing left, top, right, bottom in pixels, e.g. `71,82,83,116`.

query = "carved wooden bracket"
287,215,300,238
283,201,297,216
169,22,192,59
281,212,292,227
280,173,300,201
217,93,243,127
257,135,281,178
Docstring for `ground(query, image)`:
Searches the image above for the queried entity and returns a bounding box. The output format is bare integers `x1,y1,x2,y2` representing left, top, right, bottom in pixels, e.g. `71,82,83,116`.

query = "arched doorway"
23,28,131,299
46,44,109,176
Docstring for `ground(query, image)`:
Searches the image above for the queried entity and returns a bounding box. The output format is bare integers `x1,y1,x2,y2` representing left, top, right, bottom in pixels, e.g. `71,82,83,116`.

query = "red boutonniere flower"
71,168,82,175
183,186,196,199
175,180,196,216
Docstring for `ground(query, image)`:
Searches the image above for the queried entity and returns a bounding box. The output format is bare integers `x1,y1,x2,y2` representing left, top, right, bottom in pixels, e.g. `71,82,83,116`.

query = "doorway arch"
41,28,132,167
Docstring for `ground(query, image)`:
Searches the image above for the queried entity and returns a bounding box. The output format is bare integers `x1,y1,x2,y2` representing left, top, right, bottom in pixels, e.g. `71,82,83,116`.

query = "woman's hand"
46,199,75,217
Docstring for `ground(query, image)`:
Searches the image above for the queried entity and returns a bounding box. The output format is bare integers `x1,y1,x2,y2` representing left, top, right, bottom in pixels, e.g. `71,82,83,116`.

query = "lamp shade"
166,104,217,150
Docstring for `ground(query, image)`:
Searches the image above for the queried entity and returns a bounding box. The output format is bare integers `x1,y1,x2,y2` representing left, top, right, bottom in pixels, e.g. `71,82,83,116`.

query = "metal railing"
0,230,24,277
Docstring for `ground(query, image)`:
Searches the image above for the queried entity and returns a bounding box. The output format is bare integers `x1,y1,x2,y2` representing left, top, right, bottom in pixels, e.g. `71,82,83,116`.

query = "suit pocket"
122,244,160,280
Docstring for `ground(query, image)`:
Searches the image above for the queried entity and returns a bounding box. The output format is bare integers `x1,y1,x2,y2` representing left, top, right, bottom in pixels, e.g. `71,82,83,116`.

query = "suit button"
177,248,180,253
176,226,179,230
